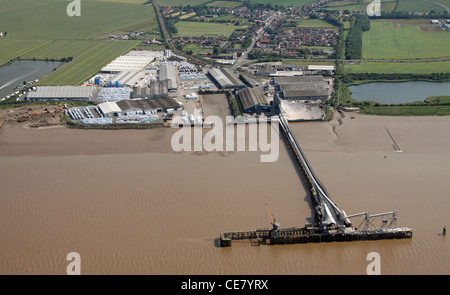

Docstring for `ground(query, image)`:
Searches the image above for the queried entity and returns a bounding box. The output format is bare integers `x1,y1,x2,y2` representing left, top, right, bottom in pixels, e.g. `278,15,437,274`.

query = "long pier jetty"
219,113,412,247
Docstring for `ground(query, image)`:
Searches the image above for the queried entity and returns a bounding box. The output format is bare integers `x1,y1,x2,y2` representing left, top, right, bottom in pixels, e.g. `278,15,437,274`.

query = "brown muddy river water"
0,113,449,274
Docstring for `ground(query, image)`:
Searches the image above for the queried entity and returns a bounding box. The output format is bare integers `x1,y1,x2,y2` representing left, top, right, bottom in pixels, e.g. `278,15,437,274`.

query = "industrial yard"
16,50,215,127
5,46,335,128
1,103,68,129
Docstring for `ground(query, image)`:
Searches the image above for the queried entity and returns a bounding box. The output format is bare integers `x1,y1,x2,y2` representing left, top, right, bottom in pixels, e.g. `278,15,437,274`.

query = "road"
152,0,207,66
231,13,280,71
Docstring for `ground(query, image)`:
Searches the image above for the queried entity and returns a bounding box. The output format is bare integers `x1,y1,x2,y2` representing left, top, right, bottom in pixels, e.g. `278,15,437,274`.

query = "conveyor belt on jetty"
219,113,412,247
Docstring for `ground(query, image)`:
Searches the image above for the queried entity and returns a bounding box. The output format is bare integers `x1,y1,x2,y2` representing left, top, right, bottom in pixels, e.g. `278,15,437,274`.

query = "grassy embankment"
360,96,450,116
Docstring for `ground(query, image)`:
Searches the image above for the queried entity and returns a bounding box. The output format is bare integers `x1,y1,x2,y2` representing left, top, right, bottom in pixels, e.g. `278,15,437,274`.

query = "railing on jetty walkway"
278,113,346,228
219,114,413,247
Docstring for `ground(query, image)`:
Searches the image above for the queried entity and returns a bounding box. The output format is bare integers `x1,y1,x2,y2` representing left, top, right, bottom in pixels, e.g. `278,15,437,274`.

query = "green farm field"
345,60,450,74
182,44,212,55
95,0,148,3
435,0,450,8
174,21,241,37
322,0,397,12
38,41,139,86
362,20,450,59
157,0,211,5
395,0,446,12
20,40,104,61
0,0,157,85
0,0,156,40
213,15,248,23
0,40,51,66
206,1,243,8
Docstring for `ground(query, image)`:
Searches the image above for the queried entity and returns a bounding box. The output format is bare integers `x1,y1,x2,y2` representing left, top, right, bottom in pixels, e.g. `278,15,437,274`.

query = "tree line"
371,10,449,19
345,14,370,60
342,72,450,83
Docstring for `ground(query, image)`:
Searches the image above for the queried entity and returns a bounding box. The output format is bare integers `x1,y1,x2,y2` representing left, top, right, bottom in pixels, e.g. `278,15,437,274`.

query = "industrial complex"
2,0,425,275
21,48,335,125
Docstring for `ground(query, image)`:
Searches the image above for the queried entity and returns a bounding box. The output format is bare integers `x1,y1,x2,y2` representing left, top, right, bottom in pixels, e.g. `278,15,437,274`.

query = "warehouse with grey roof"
159,63,177,92
131,80,169,99
273,75,330,100
26,86,98,101
207,68,245,90
237,87,272,114
117,98,180,115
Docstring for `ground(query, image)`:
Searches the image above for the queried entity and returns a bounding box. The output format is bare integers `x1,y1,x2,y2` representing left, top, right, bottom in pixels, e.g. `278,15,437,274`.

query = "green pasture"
345,60,450,74
94,0,148,3
156,0,211,6
0,0,156,40
362,21,450,59
435,0,450,8
20,40,104,61
183,44,212,55
322,0,397,12
0,0,156,85
0,40,50,65
206,1,243,8
395,0,446,12
38,41,139,86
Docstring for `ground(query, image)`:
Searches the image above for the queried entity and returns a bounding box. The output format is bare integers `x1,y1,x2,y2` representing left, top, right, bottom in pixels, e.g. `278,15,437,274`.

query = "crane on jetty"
219,112,412,247
265,203,280,235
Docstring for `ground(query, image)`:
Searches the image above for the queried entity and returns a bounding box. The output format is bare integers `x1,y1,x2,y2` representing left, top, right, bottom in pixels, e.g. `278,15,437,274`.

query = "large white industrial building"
97,98,180,118
101,50,163,73
98,101,122,117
